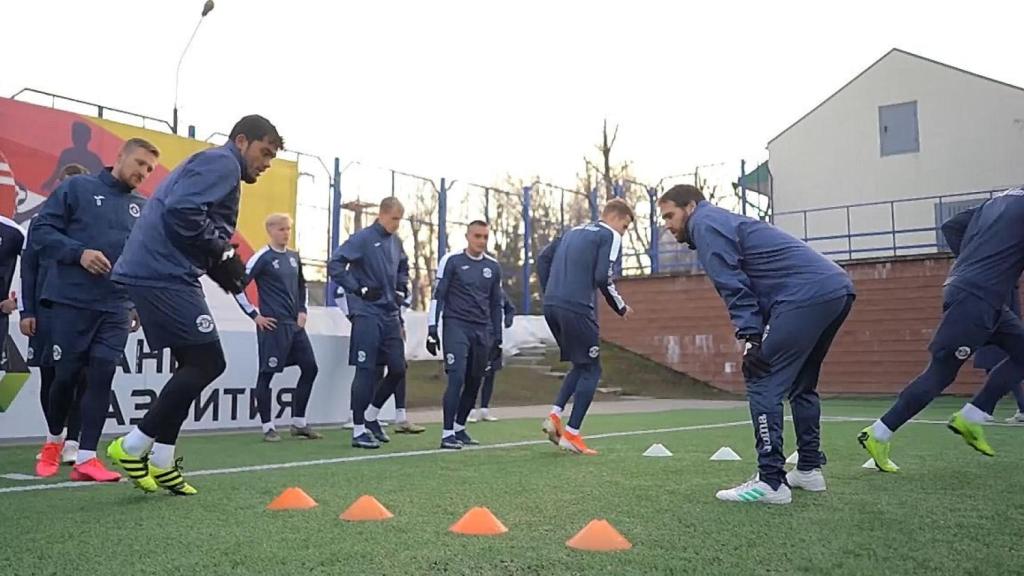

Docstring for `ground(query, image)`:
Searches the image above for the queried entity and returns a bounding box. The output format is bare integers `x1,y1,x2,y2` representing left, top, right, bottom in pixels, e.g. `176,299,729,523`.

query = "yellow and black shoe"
149,458,198,496
106,437,157,492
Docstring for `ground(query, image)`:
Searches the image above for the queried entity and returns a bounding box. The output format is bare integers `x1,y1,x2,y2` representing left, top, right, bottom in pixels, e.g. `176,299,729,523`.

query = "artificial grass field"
1,397,1022,576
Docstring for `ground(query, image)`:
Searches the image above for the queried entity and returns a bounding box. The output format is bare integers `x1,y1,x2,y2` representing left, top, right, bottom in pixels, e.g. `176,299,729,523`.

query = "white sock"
365,405,380,422
480,408,489,418
961,403,990,424
293,417,306,428
353,424,366,438
565,426,580,435
65,439,79,449
396,409,407,422
75,449,97,465
122,427,154,457
442,429,455,438
150,443,176,469
262,422,276,433
871,420,893,442
550,406,563,416
46,431,66,444
454,423,466,433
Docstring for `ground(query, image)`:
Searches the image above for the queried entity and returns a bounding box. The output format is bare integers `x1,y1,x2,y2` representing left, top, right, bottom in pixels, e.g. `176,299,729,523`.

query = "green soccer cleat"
149,458,198,496
106,437,158,493
857,427,900,472
947,412,995,457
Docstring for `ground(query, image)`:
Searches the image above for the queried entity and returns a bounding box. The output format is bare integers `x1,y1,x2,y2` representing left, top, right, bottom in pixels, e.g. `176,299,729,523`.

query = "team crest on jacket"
268,357,279,368
955,346,972,360
482,267,493,279
52,345,62,361
446,353,455,365
588,346,600,358
129,203,141,218
196,314,215,333
289,256,298,268
27,347,34,361
357,350,367,363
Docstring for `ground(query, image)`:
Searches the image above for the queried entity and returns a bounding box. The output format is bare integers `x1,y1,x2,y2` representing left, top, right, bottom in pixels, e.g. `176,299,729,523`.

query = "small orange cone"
340,495,394,521
448,506,508,536
566,519,632,551
266,487,318,511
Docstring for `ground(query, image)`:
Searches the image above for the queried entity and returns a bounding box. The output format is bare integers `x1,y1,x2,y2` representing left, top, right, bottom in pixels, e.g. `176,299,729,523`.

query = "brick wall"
599,255,990,395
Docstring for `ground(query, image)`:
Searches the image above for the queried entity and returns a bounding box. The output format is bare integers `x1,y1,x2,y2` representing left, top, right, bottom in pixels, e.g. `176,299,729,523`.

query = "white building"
768,49,1024,259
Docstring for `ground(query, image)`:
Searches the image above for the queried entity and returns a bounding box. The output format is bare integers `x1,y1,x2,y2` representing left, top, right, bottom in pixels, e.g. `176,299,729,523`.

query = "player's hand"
0,297,16,314
504,314,514,329
426,326,440,356
255,315,278,331
207,245,246,294
490,343,502,362
297,312,307,329
19,317,35,337
80,249,112,275
359,286,383,301
621,305,633,319
128,309,141,333
742,335,770,380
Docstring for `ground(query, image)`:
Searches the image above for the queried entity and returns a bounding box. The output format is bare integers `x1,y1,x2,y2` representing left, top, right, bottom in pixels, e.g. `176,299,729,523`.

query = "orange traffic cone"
266,487,318,511
566,519,632,551
340,495,394,521
448,507,508,536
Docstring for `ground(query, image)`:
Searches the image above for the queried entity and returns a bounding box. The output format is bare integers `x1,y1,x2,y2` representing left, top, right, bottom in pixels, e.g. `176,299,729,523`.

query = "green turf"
2,398,1023,575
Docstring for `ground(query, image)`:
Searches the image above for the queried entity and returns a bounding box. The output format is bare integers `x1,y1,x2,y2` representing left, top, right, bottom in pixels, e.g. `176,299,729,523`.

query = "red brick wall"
599,255,987,395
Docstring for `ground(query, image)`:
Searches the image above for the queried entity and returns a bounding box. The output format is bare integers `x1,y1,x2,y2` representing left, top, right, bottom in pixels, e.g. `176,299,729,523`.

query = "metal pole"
589,186,598,222
740,159,748,217
559,188,565,233
484,188,490,223
391,169,395,197
326,157,342,306
890,201,897,256
846,206,852,260
522,185,532,315
649,187,659,275
438,177,448,259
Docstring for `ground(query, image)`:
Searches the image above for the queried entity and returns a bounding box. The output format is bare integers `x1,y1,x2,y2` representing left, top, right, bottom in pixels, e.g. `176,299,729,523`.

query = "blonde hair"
264,213,294,230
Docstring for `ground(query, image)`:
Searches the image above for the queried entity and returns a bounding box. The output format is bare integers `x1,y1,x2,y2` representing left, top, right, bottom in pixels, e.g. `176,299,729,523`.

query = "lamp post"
173,0,215,135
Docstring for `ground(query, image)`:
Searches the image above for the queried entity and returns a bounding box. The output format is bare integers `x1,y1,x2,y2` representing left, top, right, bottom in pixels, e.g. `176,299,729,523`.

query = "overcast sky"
5,0,1023,197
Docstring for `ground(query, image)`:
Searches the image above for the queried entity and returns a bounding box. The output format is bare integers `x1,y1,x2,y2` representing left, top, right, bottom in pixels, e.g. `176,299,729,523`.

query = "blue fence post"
589,186,598,222
648,187,659,275
522,185,532,315
613,181,623,199
740,159,748,217
438,177,448,260
890,201,897,257
559,188,565,233
326,156,342,306
187,125,196,139
484,187,490,224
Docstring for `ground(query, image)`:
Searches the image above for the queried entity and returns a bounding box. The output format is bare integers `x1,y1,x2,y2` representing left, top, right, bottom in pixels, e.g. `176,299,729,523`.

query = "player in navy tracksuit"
108,116,284,496
235,213,321,442
469,289,515,423
861,188,1024,471
32,138,159,482
0,215,24,345
21,165,88,465
536,199,634,456
973,285,1024,424
329,197,409,449
659,185,855,505
426,221,503,449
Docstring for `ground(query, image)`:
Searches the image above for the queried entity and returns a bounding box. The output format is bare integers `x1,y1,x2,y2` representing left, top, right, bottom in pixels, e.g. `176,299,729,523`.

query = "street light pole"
173,0,215,135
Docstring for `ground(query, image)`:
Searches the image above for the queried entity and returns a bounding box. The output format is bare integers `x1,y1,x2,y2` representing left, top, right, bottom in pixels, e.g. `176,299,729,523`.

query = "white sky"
4,1,1024,197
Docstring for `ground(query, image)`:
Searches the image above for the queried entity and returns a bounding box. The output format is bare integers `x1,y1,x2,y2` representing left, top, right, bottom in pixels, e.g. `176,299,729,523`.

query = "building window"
879,101,919,157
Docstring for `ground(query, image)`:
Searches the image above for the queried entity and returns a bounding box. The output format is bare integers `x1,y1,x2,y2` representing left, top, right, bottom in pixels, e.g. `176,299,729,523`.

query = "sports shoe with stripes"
106,437,157,493
149,458,198,496
715,475,792,505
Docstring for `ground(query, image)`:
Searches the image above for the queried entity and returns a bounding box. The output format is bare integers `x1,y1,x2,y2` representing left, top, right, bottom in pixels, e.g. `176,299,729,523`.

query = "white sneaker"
467,410,479,424
61,440,79,465
342,420,354,430
479,409,498,422
1005,411,1024,425
983,413,995,423
786,468,826,492
715,475,792,505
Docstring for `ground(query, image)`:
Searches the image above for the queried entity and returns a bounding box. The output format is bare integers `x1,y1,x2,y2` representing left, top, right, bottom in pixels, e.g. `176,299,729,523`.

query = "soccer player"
107,116,283,495
973,285,1024,424
659,185,855,505
22,164,88,465
328,197,409,449
860,188,1024,471
536,199,633,455
33,138,159,481
234,213,321,442
425,221,503,449
469,290,514,423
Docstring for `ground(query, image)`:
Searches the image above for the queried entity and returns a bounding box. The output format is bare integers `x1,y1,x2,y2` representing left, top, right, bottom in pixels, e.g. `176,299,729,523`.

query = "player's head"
466,220,489,257
265,213,293,248
658,184,705,244
113,138,160,189
58,163,88,183
601,198,635,236
377,197,404,235
71,122,92,147
229,115,284,184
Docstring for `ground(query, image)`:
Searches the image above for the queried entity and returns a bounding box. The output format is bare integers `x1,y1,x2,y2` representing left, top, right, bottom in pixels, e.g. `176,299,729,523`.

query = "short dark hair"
659,184,705,208
602,198,635,221
59,163,88,181
229,115,284,149
121,137,160,158
467,220,489,228
380,196,405,214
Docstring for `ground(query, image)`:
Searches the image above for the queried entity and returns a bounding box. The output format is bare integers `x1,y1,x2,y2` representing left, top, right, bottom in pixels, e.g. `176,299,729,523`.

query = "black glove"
358,286,383,301
504,314,514,329
426,326,440,356
207,244,246,294
490,343,502,362
741,335,771,380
